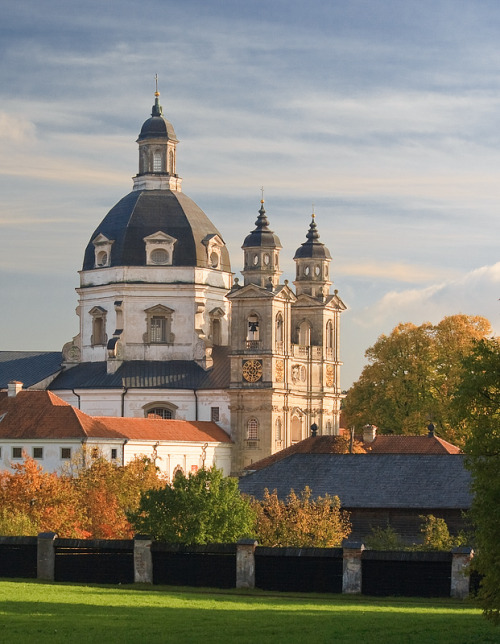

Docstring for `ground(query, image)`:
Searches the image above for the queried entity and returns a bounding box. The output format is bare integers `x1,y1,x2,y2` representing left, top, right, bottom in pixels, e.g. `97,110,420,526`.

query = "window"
211,407,220,422
298,320,311,347
153,152,162,172
326,320,334,350
151,316,167,343
246,418,259,440
147,407,173,419
247,314,260,344
291,416,302,443
12,447,22,459
96,251,108,267
111,448,118,460
61,448,71,460
275,313,283,351
210,251,220,268
90,306,107,346
275,418,282,442
145,305,174,344
151,248,169,264
33,447,43,459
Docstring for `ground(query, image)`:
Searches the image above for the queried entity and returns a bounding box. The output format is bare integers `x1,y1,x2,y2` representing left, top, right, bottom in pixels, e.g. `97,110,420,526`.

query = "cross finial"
155,73,159,96
260,186,265,203
312,203,315,219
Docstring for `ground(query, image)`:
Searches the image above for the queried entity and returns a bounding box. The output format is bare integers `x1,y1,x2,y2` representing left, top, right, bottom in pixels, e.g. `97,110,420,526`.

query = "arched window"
173,465,184,479
298,320,311,347
144,402,177,419
211,318,221,345
246,418,259,440
326,320,334,350
153,152,162,172
247,314,260,348
275,313,283,352
169,149,175,174
275,418,282,442
146,407,173,419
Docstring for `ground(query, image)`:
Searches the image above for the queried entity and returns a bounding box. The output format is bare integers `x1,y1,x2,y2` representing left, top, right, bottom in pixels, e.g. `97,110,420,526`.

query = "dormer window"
144,231,177,266
202,234,225,270
92,233,114,269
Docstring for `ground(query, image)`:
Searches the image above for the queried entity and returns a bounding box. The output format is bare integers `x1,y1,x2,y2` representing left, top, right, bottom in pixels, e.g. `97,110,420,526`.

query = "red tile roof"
93,417,232,443
364,434,461,454
0,391,231,443
244,435,364,471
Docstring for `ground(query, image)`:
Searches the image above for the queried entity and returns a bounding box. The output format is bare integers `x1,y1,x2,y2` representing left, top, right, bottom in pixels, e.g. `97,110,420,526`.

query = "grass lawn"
0,580,498,644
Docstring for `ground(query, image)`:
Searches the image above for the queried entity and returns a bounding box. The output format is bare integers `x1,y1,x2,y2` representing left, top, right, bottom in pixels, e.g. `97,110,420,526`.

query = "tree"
343,315,491,444
457,337,500,622
252,487,351,547
128,467,256,544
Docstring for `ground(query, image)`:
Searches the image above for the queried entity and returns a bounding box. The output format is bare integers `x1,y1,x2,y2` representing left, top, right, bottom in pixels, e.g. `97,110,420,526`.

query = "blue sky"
1,0,499,388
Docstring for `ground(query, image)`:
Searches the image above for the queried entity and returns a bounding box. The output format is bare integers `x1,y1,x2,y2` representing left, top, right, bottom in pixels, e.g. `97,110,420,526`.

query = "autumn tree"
457,337,500,622
343,315,491,444
0,457,86,537
252,487,351,547
128,467,256,544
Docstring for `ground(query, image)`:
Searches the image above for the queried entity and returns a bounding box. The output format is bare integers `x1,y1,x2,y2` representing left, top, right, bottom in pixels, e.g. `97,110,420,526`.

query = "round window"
151,249,169,265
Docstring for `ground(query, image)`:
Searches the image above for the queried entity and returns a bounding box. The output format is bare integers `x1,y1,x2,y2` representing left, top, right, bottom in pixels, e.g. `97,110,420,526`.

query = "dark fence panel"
255,547,343,593
152,543,236,588
0,537,37,578
362,551,452,597
54,539,134,584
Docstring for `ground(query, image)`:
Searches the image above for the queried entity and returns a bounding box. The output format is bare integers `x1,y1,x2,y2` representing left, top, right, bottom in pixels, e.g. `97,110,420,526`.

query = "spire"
306,213,321,243
293,212,332,299
152,74,163,117
241,195,282,287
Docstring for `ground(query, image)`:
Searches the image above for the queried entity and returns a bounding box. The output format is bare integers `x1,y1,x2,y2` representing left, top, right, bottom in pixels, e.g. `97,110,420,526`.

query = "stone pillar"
451,547,474,599
342,541,365,594
236,539,258,589
37,532,57,581
134,535,153,584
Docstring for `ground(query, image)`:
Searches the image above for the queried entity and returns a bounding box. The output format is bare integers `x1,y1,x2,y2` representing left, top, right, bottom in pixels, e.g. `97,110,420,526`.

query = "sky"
0,0,499,388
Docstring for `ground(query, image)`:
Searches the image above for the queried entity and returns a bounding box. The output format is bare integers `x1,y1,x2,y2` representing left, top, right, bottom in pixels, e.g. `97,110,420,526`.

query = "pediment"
143,231,177,245
92,233,114,247
145,304,175,315
227,283,275,299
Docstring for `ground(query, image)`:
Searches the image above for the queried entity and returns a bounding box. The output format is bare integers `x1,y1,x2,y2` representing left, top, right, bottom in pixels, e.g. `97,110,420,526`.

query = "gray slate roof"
49,347,230,391
0,351,62,389
239,453,472,509
82,190,230,271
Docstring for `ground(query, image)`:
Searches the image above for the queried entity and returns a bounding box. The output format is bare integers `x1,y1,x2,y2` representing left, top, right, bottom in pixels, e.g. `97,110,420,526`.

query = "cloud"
0,112,36,141
355,262,500,333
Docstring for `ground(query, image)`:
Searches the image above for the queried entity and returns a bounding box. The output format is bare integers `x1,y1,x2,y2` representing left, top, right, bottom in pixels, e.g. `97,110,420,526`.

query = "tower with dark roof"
241,199,282,288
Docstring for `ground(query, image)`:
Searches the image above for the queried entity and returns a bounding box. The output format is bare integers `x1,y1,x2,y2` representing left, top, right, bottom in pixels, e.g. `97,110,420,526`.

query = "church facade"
8,90,346,473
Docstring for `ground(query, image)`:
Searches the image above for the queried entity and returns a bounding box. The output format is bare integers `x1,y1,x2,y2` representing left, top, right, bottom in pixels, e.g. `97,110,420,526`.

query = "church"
1,89,346,474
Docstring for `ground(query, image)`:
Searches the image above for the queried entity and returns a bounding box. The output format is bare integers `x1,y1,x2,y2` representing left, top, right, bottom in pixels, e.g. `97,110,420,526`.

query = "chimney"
8,381,23,397
427,423,435,438
363,424,377,443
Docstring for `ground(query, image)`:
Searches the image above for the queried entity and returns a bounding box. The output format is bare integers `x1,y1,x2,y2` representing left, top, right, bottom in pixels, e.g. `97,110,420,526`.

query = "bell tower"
241,199,282,288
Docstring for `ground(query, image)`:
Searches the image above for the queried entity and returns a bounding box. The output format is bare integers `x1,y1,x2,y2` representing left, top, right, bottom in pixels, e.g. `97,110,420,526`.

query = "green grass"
0,580,498,643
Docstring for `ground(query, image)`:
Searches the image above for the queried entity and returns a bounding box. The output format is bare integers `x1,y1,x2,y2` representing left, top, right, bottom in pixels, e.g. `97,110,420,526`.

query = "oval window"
97,251,108,267
210,251,219,268
263,253,270,265
151,249,169,265
253,255,259,266
315,265,321,276
304,266,310,276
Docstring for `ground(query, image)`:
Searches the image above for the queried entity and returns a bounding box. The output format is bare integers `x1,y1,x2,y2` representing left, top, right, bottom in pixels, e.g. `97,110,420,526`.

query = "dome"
82,189,230,271
137,94,178,142
293,215,331,260
242,201,282,249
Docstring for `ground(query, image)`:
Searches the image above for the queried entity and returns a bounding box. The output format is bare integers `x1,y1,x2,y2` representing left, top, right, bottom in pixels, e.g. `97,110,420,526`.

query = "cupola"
293,214,332,298
133,83,182,192
241,199,282,288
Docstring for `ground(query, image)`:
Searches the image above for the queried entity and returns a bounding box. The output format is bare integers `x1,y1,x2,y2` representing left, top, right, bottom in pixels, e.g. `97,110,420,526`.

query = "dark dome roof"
83,190,230,271
242,202,281,249
137,94,178,142
293,216,331,260
138,115,178,141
